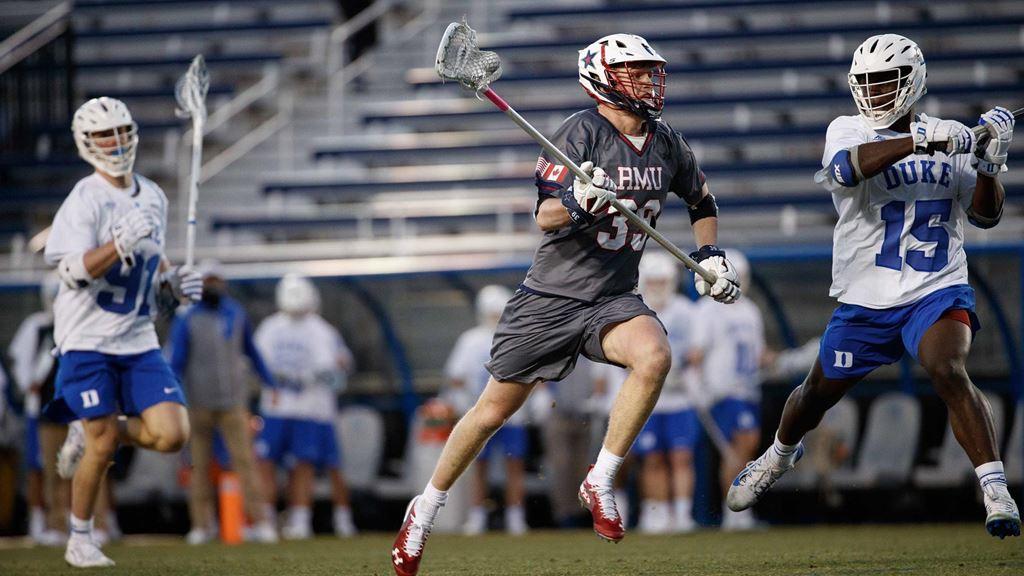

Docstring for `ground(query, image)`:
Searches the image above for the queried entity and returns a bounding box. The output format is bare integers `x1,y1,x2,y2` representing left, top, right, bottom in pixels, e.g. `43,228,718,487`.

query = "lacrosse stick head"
435,19,502,92
175,54,210,122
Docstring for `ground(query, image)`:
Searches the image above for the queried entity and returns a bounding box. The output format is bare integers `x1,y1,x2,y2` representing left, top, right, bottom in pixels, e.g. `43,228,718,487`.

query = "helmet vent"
870,38,879,52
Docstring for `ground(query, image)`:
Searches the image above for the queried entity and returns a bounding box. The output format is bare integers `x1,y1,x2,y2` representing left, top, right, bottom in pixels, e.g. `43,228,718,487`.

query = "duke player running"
392,34,741,575
44,97,203,567
632,252,700,534
254,274,357,539
727,35,1020,538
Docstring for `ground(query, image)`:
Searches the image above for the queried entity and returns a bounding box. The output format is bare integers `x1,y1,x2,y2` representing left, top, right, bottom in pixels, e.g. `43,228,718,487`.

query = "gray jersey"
523,108,705,302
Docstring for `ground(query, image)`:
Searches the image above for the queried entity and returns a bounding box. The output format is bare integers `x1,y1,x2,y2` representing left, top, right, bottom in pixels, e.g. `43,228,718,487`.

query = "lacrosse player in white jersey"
690,251,766,530
631,253,700,534
727,35,1019,538
42,97,203,567
441,285,529,536
254,274,357,539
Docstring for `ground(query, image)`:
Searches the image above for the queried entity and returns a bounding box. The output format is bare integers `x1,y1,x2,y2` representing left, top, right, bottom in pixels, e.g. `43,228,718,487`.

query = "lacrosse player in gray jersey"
392,34,740,575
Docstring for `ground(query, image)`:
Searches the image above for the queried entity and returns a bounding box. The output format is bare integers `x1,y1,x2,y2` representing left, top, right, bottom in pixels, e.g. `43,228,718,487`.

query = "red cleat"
578,466,625,542
391,497,432,576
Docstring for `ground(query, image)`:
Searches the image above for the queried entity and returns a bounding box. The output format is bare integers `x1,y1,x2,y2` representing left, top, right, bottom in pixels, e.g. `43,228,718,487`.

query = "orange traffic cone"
218,472,244,545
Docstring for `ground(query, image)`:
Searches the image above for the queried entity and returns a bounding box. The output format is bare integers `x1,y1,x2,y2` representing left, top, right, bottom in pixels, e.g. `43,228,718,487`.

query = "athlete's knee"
629,338,672,383
86,430,118,462
152,421,190,452
471,400,513,434
925,357,970,393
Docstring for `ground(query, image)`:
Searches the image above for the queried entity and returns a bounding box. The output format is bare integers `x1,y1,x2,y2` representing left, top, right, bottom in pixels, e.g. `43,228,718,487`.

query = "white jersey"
820,115,978,308
7,311,55,417
443,325,530,425
693,298,765,403
44,174,168,355
653,296,697,413
255,312,351,423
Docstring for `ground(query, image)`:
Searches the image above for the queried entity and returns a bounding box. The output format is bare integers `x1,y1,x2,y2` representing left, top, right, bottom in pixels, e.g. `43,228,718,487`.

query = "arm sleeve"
44,188,99,265
817,117,868,192
669,131,707,207
243,314,278,388
534,114,591,207
168,315,190,380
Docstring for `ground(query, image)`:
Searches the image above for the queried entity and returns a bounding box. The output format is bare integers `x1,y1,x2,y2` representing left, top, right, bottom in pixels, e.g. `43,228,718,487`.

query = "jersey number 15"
875,199,952,273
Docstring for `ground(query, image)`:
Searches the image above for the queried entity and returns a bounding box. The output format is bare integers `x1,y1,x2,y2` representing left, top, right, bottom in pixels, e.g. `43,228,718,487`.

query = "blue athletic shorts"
477,424,528,460
633,409,699,456
819,284,980,380
46,350,186,422
24,416,42,471
711,398,760,441
255,417,341,470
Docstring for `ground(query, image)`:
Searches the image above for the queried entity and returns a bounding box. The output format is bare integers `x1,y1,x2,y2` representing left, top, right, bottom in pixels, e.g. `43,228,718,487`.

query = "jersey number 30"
875,199,952,273
597,199,662,251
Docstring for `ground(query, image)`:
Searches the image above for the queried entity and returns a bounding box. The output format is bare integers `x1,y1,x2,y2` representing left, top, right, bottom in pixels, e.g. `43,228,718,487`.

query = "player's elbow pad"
828,149,860,188
688,192,718,224
57,253,93,289
967,206,1002,229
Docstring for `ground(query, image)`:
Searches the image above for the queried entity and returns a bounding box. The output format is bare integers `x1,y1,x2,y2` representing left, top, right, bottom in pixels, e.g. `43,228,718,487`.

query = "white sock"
415,482,447,525
506,504,525,522
288,506,311,528
673,498,692,523
69,515,93,543
976,461,1008,492
588,447,625,489
333,505,353,529
30,506,45,537
772,433,799,458
262,503,276,524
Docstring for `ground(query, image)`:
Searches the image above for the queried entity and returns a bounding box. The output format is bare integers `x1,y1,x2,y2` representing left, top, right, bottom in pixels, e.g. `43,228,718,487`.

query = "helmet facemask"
849,66,918,128
606,61,667,120
76,123,139,177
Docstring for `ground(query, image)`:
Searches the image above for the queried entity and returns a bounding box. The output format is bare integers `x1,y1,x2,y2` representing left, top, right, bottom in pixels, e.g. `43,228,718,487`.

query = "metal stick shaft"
481,87,718,284
185,117,203,268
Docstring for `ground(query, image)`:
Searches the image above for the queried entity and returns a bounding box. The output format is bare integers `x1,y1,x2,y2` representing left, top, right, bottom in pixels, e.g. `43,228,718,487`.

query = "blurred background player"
632,252,700,534
169,261,278,545
9,273,67,546
441,285,528,536
45,97,202,567
690,250,765,530
255,273,357,539
727,34,1020,538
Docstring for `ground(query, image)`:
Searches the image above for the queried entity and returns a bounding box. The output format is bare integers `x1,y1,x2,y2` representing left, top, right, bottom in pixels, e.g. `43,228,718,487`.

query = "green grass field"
1,524,1021,575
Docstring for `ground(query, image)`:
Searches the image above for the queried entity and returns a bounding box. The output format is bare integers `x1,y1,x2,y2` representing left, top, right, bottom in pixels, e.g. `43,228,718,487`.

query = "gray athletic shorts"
485,287,659,384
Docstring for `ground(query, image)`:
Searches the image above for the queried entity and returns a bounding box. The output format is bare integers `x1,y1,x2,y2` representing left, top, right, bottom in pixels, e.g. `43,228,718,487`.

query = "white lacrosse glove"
162,265,202,302
110,208,155,267
561,161,617,226
975,106,1015,176
910,113,975,155
690,245,741,304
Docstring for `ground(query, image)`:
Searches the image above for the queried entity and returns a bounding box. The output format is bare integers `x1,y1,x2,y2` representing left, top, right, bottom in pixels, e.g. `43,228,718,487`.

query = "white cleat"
34,529,67,547
185,528,212,545
57,420,86,480
726,443,804,512
462,507,487,536
251,521,280,544
983,484,1021,539
65,539,115,568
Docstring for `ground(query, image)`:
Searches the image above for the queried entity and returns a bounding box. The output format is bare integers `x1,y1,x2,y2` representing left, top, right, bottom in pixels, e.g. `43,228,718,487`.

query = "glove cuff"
910,121,929,154
689,244,725,262
560,188,595,226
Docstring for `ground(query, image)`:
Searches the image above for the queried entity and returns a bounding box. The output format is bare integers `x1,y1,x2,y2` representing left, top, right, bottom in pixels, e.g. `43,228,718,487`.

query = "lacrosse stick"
175,55,210,268
435,20,720,286
928,107,1023,154
695,405,741,465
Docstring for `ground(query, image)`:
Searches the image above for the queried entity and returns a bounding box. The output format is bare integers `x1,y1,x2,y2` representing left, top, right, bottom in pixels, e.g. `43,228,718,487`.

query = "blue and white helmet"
276,273,319,315
71,97,139,177
848,34,927,129
578,33,667,119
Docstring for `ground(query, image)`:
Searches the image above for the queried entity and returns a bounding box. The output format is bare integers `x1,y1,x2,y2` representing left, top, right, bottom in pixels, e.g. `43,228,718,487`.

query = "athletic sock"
29,506,45,537
415,482,447,525
772,432,799,459
588,447,625,489
673,498,693,523
976,461,1008,493
69,515,93,544
333,506,354,532
288,506,311,529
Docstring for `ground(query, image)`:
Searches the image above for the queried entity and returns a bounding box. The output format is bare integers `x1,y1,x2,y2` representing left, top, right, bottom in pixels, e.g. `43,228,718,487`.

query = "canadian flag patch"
536,157,570,185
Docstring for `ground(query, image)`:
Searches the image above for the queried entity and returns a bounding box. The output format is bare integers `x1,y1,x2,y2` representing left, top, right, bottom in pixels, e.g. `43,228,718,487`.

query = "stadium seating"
832,393,921,488
912,392,1006,488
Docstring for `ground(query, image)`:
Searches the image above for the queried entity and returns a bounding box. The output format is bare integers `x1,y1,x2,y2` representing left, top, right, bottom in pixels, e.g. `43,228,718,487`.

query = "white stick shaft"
185,118,204,268
480,88,718,284
695,405,740,464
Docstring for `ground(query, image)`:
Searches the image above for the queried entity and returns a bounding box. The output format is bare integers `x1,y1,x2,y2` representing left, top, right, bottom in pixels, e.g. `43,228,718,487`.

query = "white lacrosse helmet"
578,33,667,119
476,285,512,326
639,252,678,310
276,273,320,315
848,34,927,129
72,97,139,177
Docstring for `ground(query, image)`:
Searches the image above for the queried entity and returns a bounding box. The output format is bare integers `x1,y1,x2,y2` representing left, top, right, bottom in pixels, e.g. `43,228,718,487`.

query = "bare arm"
536,197,572,231
853,137,914,179
971,173,1005,220
83,241,121,278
